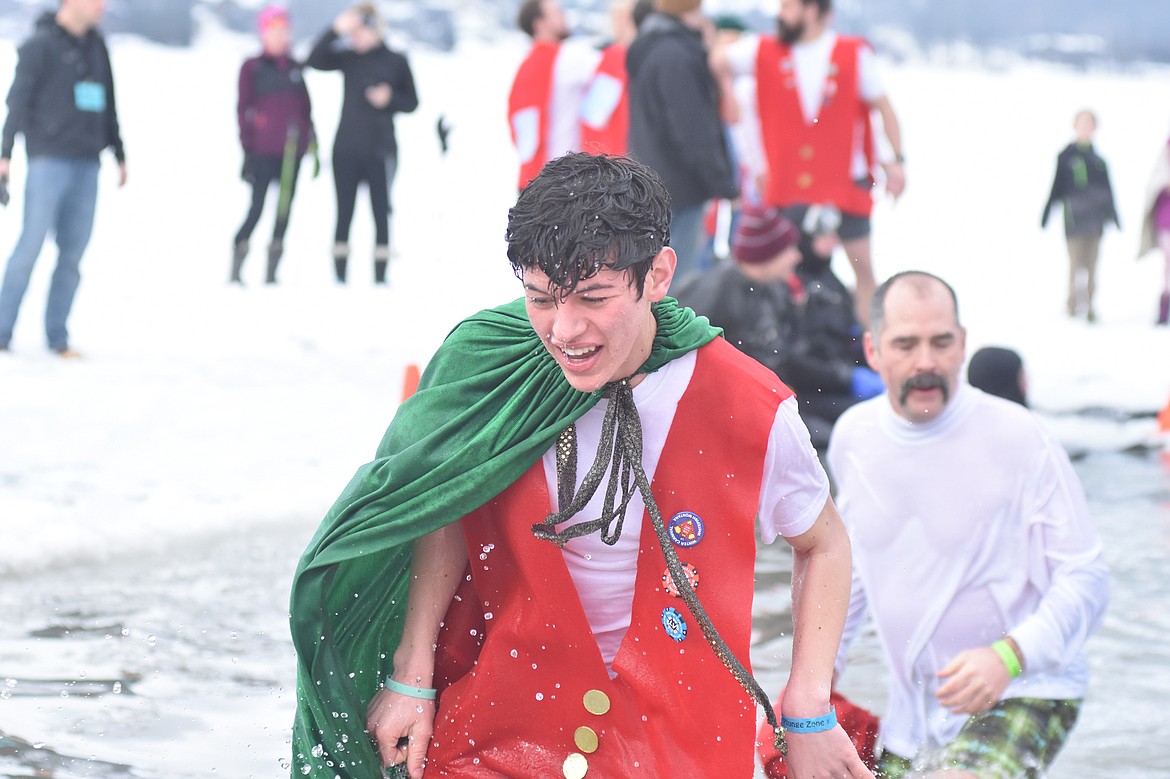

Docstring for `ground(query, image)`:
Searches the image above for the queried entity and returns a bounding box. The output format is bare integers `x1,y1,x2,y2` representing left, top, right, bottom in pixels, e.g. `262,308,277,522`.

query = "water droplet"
484,612,493,620
535,692,544,701
510,649,519,658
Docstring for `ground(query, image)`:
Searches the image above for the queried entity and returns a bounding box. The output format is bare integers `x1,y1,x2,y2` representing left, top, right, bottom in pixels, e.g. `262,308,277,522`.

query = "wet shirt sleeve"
757,396,831,543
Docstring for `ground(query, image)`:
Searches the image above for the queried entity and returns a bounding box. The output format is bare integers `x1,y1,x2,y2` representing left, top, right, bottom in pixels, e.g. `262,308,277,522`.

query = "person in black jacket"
672,205,883,448
308,3,418,285
1041,109,1119,322
0,0,126,357
627,0,737,286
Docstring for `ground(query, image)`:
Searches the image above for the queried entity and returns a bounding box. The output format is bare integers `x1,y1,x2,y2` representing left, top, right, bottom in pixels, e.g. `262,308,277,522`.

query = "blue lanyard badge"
74,81,107,113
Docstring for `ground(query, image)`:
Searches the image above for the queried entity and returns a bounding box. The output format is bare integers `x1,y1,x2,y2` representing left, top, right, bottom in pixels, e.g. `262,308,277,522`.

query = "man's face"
777,0,811,44
64,0,106,29
537,0,570,41
864,279,966,424
523,249,675,393
260,20,291,56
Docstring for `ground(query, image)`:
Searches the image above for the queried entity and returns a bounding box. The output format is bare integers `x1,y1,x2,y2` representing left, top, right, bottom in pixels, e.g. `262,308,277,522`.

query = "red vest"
430,340,793,776
508,41,560,190
579,43,629,156
756,35,876,215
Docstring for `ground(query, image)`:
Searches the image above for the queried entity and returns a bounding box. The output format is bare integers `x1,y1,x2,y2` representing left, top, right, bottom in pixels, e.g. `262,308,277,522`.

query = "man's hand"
936,646,1011,714
0,157,9,180
783,727,876,778
333,9,362,36
366,83,393,109
367,686,435,779
882,161,906,200
117,161,128,188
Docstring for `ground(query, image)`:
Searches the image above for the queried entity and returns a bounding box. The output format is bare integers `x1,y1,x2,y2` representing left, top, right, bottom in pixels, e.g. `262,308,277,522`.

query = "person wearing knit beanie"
732,205,801,267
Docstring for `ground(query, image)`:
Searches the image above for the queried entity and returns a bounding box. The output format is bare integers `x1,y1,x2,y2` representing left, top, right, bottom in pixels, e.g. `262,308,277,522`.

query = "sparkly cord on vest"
531,378,788,756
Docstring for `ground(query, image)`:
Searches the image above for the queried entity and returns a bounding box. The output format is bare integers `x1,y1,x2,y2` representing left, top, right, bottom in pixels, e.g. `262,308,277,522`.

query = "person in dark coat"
672,205,882,448
233,5,315,285
626,0,737,285
0,0,126,357
308,2,418,284
1041,109,1120,322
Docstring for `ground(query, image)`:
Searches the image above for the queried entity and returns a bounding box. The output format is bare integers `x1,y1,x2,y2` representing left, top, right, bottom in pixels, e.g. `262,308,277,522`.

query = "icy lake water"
1,447,1167,778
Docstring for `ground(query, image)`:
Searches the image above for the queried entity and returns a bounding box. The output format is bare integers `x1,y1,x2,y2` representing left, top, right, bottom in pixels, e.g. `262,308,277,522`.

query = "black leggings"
234,154,301,246
333,151,395,247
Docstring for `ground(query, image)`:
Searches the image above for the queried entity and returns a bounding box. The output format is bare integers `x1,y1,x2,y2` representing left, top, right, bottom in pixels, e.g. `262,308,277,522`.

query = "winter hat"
732,205,801,265
257,5,289,32
654,0,702,16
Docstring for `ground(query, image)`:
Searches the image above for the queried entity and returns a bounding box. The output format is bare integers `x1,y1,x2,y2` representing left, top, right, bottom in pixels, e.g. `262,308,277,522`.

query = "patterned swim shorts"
876,698,1081,779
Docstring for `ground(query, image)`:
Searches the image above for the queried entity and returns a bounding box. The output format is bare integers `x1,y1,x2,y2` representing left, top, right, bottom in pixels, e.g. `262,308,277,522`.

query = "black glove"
0,176,9,207
240,153,255,184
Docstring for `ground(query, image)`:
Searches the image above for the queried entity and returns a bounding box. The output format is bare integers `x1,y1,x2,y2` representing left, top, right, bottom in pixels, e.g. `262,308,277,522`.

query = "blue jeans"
0,157,99,349
668,203,710,288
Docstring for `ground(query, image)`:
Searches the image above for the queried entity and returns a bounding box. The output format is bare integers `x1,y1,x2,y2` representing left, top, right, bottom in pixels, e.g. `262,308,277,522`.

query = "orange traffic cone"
402,363,421,402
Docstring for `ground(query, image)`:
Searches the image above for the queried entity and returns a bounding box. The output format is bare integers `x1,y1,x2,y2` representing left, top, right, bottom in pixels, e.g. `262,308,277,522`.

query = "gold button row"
562,689,612,776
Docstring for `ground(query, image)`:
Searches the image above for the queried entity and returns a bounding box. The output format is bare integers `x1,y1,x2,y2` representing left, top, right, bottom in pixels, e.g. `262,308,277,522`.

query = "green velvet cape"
289,297,718,776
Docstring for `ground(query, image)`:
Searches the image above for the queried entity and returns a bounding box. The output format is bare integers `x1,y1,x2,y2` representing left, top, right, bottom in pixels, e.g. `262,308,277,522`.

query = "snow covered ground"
1,14,1169,777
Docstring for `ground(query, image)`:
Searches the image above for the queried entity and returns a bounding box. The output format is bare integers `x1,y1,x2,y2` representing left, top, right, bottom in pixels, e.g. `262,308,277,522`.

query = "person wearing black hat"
673,204,883,448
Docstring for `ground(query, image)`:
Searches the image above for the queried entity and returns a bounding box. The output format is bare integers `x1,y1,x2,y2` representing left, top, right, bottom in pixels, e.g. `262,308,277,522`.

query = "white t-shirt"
512,40,602,167
727,31,885,179
828,385,1110,758
549,40,603,158
541,349,830,674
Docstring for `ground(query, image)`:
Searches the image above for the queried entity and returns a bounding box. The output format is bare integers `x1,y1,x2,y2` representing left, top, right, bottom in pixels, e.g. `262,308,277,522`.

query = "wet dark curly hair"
506,153,671,298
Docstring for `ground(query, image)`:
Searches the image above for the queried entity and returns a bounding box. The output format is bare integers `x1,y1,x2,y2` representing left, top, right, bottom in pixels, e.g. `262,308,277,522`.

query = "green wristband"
992,639,1022,679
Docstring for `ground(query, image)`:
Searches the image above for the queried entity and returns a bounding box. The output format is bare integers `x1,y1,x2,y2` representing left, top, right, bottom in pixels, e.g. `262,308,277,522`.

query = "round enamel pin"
667,511,704,548
662,563,699,598
661,606,688,642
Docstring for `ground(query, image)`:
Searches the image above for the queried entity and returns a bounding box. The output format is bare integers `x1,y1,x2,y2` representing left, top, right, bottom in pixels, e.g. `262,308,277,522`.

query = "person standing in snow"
232,5,315,286
289,153,872,778
308,3,417,285
0,0,126,357
1041,109,1119,323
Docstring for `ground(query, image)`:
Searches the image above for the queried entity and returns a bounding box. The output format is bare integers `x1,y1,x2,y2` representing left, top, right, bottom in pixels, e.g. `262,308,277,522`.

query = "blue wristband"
383,677,437,700
781,708,838,733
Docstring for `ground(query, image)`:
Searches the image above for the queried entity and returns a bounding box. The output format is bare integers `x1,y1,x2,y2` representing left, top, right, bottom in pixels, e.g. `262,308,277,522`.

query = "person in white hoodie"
827,270,1109,779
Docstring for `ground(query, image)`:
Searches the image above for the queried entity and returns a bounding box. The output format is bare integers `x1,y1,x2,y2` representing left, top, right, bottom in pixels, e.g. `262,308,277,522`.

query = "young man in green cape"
289,153,872,778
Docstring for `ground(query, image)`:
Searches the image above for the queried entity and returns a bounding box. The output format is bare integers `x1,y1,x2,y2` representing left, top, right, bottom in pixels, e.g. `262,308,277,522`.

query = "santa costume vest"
579,43,629,156
509,41,560,190
429,339,792,776
756,35,876,216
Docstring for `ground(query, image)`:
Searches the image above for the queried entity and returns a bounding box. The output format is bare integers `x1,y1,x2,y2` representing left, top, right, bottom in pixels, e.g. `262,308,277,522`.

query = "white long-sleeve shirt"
827,384,1109,759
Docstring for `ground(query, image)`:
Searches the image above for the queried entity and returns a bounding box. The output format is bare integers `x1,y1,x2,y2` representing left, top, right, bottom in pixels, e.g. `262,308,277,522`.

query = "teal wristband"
992,639,1022,679
780,707,838,733
383,677,437,700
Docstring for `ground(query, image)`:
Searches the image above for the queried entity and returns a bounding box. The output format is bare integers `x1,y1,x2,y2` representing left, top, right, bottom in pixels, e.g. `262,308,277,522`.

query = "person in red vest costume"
579,0,638,155
309,153,878,779
714,0,906,326
509,0,602,190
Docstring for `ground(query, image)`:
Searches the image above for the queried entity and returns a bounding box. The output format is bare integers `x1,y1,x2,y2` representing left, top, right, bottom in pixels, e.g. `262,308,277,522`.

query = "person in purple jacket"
232,5,315,285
